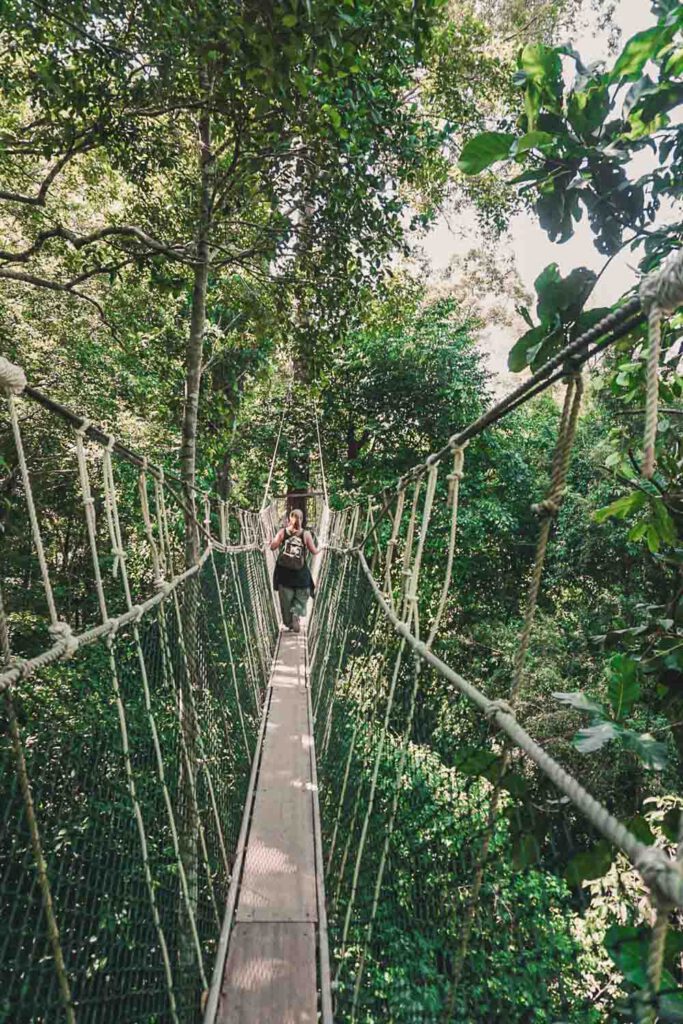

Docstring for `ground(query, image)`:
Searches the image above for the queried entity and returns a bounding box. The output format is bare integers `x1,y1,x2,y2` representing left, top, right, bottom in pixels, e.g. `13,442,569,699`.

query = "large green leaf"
507,324,546,372
553,691,604,714
573,721,620,753
457,132,514,174
610,27,667,82
606,654,641,721
593,490,647,524
621,730,668,770
515,43,563,128
534,263,596,326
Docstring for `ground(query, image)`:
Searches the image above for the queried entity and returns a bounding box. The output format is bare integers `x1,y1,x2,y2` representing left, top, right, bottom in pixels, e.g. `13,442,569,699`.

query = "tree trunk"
181,104,214,568
345,415,358,490
178,80,213,990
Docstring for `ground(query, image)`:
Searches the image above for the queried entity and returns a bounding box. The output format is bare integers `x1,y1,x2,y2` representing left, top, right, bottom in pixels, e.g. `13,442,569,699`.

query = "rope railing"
309,251,683,1023
0,362,279,1024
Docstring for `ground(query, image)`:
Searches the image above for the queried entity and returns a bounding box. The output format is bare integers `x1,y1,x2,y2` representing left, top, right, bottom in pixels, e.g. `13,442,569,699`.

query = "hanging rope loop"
0,357,27,395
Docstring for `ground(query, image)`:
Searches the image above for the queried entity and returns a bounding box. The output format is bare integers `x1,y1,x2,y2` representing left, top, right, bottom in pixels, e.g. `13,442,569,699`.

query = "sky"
420,0,661,382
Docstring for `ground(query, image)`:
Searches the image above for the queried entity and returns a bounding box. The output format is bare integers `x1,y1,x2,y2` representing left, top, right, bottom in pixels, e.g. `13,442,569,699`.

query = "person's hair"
288,508,304,528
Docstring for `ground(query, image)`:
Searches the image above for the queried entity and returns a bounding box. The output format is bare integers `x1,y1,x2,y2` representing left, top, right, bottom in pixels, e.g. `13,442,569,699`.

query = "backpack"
277,529,306,571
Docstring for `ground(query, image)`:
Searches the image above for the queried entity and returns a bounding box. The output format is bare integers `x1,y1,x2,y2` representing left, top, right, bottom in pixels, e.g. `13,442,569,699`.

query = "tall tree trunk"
181,103,214,568
178,81,213,991
345,415,358,490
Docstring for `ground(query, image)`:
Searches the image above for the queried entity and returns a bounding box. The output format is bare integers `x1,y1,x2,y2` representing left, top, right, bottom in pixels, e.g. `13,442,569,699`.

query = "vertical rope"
0,584,76,1024
638,247,683,479
314,403,329,507
74,425,181,1024
261,391,289,510
427,444,465,649
442,374,584,1021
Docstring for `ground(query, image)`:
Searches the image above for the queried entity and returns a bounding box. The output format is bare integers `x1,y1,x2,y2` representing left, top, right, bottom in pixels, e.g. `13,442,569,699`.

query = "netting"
0,383,278,1023
309,371,683,1024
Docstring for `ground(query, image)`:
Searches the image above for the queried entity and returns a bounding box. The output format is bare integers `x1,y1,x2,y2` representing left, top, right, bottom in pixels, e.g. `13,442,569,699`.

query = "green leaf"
621,730,668,770
553,691,604,714
512,832,541,869
534,263,596,326
626,814,655,845
611,27,666,82
606,654,641,721
651,498,678,546
457,132,515,174
516,44,563,128
507,324,546,372
593,490,647,524
565,839,613,886
511,130,555,156
573,720,620,753
453,747,500,777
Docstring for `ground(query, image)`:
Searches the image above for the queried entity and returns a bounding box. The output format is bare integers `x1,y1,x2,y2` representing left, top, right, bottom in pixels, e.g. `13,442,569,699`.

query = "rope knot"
0,358,27,396
131,604,144,623
639,247,683,317
532,498,560,519
75,418,92,437
485,698,516,723
634,846,677,907
48,621,79,659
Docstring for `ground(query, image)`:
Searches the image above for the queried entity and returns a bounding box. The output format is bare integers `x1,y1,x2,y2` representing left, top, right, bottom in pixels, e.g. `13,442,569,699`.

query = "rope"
261,388,289,510
0,586,76,1024
356,549,683,908
639,246,683,478
314,403,329,506
75,422,181,1024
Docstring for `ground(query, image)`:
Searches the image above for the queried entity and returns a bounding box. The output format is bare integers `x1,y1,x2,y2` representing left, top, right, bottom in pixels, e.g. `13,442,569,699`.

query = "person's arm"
269,528,286,551
305,531,319,556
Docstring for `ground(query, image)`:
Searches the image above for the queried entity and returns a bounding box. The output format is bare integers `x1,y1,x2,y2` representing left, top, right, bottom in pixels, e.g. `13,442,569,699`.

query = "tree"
0,0,453,559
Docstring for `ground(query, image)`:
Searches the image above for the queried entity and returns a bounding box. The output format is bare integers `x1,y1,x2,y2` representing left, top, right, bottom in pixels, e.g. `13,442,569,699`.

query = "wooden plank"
235,629,317,922
217,923,317,1024
235,778,317,921
270,631,307,689
258,687,311,785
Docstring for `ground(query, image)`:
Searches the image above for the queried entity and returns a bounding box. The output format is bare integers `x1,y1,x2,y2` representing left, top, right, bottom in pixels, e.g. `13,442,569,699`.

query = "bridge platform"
205,626,332,1023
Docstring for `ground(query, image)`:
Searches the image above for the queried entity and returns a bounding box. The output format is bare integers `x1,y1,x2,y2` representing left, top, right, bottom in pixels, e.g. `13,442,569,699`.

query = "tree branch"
0,223,194,264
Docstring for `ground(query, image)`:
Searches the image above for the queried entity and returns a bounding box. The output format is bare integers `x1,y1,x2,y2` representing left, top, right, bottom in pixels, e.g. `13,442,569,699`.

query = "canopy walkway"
1,251,683,1024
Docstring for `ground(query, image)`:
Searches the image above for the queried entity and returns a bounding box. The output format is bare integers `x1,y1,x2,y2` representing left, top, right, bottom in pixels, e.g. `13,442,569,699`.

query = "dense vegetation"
1,0,682,1020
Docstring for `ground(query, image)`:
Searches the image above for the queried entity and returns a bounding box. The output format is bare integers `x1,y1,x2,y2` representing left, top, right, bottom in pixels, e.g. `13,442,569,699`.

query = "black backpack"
277,529,306,571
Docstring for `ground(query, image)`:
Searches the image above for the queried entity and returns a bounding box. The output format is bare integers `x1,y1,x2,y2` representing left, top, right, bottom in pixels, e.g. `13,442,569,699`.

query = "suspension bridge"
1,250,683,1024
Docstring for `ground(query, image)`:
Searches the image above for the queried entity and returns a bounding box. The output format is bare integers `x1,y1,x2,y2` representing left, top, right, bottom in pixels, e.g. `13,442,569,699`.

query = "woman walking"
270,508,319,632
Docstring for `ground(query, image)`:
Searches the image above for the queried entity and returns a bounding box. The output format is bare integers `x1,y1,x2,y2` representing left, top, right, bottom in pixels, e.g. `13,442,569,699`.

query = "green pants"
278,585,309,627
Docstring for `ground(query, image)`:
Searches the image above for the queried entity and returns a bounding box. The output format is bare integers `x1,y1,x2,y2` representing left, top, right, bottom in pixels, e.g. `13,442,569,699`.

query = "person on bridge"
270,508,319,633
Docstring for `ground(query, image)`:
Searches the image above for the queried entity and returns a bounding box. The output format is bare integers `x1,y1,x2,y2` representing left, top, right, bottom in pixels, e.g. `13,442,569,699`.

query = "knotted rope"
639,246,683,478
0,356,27,395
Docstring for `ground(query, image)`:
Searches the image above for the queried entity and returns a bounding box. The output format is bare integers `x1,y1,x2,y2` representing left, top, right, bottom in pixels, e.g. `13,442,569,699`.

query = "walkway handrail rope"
0,356,280,1024
312,251,683,1016
354,249,683,552
351,548,683,908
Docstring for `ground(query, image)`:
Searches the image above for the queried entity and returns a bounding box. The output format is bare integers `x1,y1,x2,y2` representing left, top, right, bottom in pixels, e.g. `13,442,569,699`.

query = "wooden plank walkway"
205,626,331,1024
